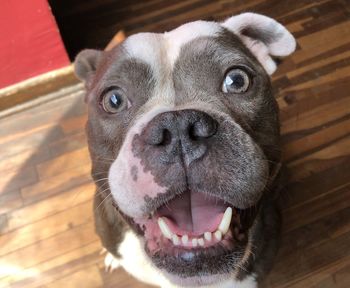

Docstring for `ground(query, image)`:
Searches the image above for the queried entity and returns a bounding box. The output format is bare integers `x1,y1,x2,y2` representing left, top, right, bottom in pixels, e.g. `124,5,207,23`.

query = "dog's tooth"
218,207,232,235
204,232,212,242
192,239,198,247
181,235,189,245
172,234,180,246
198,238,205,247
214,230,222,241
157,217,173,239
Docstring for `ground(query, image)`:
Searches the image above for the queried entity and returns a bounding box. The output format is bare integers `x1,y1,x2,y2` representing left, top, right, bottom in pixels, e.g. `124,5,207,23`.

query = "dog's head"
75,13,295,286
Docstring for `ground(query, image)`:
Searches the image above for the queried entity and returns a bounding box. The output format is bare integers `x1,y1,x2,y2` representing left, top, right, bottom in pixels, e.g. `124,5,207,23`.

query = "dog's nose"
141,109,218,165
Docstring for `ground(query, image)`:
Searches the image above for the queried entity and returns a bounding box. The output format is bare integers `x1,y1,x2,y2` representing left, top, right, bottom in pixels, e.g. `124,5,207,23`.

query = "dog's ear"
222,13,296,74
74,49,104,84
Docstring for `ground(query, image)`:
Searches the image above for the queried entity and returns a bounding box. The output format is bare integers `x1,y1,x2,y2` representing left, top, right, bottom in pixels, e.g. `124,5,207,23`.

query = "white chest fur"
104,231,257,288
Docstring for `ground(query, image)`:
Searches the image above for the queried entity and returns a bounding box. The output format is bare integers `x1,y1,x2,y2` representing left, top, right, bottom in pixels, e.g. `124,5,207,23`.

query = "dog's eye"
101,89,128,113
222,69,250,93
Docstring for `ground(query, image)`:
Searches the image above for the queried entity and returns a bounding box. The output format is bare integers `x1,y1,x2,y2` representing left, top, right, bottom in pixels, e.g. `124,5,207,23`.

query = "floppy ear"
74,49,104,84
222,13,296,74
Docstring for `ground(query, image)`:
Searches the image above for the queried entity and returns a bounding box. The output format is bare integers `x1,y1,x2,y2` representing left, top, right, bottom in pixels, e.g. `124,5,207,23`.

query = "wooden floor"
1,0,350,287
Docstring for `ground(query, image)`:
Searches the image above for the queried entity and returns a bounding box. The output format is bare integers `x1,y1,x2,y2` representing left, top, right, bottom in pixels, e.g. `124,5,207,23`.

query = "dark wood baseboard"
0,66,79,113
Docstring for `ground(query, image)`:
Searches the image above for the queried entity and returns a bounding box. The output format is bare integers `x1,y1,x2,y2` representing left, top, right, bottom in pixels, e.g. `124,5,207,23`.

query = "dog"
74,12,296,288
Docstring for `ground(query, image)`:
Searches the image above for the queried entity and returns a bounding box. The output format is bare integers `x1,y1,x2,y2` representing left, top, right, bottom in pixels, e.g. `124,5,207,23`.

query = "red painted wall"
0,0,70,89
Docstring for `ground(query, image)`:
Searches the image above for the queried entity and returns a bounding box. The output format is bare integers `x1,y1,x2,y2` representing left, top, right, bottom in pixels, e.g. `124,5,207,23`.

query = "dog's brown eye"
222,69,250,93
101,89,128,113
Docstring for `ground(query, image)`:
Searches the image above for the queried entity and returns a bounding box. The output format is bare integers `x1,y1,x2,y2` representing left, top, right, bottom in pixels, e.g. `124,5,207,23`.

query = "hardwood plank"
45,264,103,288
36,147,90,180
281,66,350,94
5,182,94,233
60,115,87,136
3,241,101,288
281,96,350,135
264,256,350,288
0,92,85,140
283,183,350,232
286,156,350,209
266,231,350,287
279,207,350,259
287,50,350,79
0,126,64,159
263,206,350,287
20,164,91,203
48,132,87,158
282,118,350,162
0,221,98,278
306,262,350,288
0,190,23,214
0,201,93,256
0,166,38,196
0,146,51,174
289,136,350,172
292,21,350,64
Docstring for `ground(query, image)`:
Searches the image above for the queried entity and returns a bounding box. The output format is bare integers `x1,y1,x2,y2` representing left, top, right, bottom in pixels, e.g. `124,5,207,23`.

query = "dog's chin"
122,189,259,285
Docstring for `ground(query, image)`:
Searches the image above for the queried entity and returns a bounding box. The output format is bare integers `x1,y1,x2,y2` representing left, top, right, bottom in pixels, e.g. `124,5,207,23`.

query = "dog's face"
75,13,295,286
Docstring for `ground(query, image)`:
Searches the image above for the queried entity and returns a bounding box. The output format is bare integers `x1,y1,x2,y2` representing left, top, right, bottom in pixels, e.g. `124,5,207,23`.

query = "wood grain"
0,1,349,287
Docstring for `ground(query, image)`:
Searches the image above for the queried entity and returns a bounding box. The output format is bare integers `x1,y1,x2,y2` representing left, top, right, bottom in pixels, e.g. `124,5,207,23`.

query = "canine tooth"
192,239,198,247
204,232,212,241
218,207,232,234
181,235,189,245
214,230,222,241
172,234,180,246
198,238,205,246
157,217,173,239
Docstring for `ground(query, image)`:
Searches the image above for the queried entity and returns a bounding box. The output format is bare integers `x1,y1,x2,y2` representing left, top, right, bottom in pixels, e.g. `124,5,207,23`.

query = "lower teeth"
157,207,233,247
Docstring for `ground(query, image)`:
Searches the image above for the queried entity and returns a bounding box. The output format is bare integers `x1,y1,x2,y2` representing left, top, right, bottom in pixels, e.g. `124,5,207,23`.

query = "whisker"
97,184,110,192
95,157,117,162
95,186,111,197
96,181,110,191
91,171,109,177
94,177,109,183
95,193,112,212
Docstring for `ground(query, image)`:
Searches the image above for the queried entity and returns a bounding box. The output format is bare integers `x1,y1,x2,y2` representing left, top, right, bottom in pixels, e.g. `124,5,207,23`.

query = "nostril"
143,124,173,146
157,128,172,146
188,125,199,141
189,119,218,140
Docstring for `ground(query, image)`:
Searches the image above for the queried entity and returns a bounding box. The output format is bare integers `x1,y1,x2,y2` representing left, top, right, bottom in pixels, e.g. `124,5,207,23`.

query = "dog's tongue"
157,190,227,235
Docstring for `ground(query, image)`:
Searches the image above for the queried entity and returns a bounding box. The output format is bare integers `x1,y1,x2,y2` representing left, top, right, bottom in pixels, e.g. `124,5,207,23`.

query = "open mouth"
132,189,259,262
156,191,244,248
